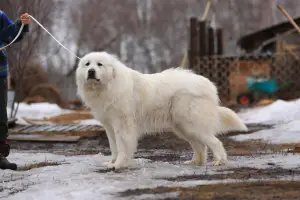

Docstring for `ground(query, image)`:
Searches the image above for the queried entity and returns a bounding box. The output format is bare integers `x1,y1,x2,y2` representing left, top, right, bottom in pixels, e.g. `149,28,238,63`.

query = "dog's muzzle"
87,69,96,79
87,69,100,82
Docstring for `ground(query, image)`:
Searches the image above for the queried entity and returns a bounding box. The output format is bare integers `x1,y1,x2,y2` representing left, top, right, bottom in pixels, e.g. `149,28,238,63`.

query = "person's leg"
0,77,8,141
0,77,17,170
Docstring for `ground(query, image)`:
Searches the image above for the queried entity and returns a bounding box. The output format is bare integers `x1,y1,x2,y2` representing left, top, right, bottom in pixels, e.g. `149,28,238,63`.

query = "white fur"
76,52,248,169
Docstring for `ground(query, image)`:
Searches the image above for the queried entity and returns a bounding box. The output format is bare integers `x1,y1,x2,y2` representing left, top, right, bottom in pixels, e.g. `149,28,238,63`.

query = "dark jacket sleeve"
0,12,29,44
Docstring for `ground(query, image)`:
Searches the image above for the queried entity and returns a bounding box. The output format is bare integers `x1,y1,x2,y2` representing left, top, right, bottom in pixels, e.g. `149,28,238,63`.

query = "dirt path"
120,181,300,200
7,124,300,200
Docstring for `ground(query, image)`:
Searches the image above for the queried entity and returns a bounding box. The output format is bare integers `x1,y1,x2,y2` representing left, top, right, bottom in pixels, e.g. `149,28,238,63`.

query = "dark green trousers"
0,77,8,142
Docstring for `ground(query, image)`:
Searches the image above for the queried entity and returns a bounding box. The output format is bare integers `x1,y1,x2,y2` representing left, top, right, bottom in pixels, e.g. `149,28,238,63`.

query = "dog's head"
76,52,118,88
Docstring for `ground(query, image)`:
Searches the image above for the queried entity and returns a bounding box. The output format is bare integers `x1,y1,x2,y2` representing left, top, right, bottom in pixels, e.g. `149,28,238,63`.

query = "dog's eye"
97,62,102,67
85,62,90,66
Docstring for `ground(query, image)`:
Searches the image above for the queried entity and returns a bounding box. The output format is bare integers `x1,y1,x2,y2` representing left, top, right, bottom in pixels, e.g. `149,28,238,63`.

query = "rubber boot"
0,141,17,170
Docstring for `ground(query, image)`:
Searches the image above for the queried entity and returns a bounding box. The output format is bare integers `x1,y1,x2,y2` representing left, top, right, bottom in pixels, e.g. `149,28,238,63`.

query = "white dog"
76,52,248,170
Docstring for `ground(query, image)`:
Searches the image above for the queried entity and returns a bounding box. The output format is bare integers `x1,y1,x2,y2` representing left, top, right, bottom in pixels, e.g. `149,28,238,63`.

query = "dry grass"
27,83,66,108
287,144,300,153
160,167,300,182
23,96,48,104
10,63,49,101
18,161,62,171
222,138,296,156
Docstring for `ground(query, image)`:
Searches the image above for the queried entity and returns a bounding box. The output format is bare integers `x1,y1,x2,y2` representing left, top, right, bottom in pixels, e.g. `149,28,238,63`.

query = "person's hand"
20,13,30,24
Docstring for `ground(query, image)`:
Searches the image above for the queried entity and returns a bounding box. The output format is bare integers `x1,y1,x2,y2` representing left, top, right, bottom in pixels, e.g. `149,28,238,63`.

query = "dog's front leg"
109,121,138,170
102,125,118,167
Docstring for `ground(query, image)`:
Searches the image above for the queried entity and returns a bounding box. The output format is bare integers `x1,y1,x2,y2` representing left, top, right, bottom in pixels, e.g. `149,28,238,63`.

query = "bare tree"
54,0,136,78
2,0,298,102
44,0,138,100
119,0,199,73
0,0,59,117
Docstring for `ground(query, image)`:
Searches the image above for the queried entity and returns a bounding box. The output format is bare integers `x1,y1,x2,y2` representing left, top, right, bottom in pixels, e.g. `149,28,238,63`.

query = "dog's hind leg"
176,125,226,166
172,97,227,166
197,132,227,166
172,117,226,166
180,123,227,166
173,128,207,165
184,141,207,165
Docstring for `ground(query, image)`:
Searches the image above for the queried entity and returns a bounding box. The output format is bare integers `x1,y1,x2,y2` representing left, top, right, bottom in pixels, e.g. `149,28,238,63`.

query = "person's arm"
0,12,29,44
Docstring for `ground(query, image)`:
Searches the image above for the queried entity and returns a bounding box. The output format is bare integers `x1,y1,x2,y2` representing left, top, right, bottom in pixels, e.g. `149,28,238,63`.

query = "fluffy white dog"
76,51,248,170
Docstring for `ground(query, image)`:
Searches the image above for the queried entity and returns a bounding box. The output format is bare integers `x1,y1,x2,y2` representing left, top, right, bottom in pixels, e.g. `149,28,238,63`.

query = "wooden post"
208,27,215,56
198,20,207,57
216,28,224,55
215,28,224,101
189,18,198,69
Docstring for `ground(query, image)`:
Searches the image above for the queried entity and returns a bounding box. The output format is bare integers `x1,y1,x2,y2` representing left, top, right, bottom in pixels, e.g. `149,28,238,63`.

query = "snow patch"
235,99,300,144
1,152,300,200
79,119,102,126
7,103,71,120
231,119,300,144
238,99,300,124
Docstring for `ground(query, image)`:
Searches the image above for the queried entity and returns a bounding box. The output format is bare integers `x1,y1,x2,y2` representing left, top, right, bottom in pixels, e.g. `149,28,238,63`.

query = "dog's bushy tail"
216,106,248,135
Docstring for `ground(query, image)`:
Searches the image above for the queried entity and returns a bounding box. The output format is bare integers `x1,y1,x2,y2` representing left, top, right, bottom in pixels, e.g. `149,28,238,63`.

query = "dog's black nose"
88,68,96,79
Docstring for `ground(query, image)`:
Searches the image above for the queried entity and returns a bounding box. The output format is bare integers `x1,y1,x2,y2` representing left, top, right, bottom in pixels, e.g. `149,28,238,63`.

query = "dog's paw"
184,160,204,166
108,161,129,171
104,161,126,171
184,160,196,165
113,163,126,170
212,159,226,166
105,162,115,169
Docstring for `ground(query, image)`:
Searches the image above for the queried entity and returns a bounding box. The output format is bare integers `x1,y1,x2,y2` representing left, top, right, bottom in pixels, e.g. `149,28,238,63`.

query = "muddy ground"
119,181,300,200
7,123,300,200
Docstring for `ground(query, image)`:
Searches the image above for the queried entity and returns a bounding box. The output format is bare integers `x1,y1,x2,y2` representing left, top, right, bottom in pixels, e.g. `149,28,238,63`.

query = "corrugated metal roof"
9,124,105,136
